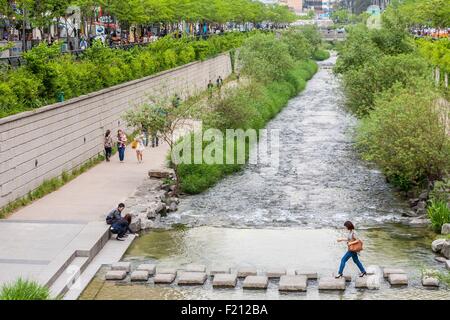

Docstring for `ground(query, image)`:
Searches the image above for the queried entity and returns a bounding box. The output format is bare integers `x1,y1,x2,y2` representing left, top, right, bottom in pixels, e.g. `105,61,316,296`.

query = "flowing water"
81,54,449,300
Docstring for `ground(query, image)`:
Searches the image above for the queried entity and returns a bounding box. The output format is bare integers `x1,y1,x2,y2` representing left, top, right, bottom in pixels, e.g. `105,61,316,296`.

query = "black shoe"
359,272,367,277
335,274,343,279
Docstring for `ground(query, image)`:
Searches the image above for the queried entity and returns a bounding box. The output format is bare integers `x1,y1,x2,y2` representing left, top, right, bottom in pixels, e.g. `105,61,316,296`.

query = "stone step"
243,276,269,290
383,268,406,278
131,270,149,282
182,264,206,273
136,264,156,275
422,276,439,287
279,275,307,292
295,271,318,280
387,273,408,286
265,268,286,278
49,257,90,298
154,273,176,284
332,273,352,282
355,275,381,290
212,274,237,288
209,267,231,275
318,277,346,290
111,262,131,272
237,267,257,278
106,270,127,280
178,272,207,285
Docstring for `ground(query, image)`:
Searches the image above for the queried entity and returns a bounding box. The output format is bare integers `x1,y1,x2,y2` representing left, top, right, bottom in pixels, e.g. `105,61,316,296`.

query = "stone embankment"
123,170,180,232
103,263,444,291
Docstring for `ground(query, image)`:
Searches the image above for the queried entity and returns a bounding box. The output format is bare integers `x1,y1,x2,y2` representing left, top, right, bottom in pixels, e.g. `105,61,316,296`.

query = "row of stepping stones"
105,263,441,291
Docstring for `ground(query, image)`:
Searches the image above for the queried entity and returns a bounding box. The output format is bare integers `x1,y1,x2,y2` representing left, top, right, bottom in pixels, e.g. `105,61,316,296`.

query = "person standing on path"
134,134,145,163
117,129,127,162
335,221,367,278
104,130,113,162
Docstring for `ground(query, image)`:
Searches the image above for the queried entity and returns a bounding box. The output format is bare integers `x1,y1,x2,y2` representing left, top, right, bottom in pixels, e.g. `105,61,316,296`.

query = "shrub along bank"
177,28,322,194
334,7,450,228
0,32,250,118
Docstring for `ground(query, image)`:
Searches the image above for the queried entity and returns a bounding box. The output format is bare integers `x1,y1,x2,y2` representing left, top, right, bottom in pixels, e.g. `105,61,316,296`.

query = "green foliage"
313,49,330,61
429,179,450,204
427,200,450,233
177,30,319,194
281,28,314,61
0,32,248,118
0,278,50,300
342,54,430,116
238,33,294,83
356,83,450,190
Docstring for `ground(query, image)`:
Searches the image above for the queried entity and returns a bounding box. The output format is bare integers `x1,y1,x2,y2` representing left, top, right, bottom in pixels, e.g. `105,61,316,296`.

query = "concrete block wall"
0,53,232,208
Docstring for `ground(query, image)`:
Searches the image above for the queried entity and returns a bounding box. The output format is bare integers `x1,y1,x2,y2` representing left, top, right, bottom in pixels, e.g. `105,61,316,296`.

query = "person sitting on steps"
110,214,139,241
106,203,125,225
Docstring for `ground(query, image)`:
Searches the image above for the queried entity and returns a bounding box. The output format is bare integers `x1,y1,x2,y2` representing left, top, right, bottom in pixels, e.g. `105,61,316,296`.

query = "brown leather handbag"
348,239,363,252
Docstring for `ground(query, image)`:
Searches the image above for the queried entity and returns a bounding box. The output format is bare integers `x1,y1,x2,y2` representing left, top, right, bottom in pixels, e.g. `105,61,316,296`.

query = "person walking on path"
207,80,214,99
110,214,139,241
106,203,125,225
104,130,113,162
117,129,127,162
134,134,145,163
335,221,367,278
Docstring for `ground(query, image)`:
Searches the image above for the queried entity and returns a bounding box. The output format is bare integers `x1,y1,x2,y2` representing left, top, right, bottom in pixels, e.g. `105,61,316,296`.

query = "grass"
427,200,450,233
0,278,50,300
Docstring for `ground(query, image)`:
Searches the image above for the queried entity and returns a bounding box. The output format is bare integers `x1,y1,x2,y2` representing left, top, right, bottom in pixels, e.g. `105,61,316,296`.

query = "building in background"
279,0,304,14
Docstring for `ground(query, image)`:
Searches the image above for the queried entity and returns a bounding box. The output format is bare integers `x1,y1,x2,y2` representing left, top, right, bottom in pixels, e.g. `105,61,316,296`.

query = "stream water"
80,54,449,300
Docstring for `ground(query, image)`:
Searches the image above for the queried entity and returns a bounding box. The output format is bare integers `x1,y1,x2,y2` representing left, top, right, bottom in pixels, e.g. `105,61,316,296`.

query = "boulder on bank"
441,241,450,259
441,224,450,235
431,239,447,253
149,170,172,179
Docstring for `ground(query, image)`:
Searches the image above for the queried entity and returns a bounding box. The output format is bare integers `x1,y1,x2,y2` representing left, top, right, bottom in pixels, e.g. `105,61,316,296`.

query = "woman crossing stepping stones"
335,221,367,279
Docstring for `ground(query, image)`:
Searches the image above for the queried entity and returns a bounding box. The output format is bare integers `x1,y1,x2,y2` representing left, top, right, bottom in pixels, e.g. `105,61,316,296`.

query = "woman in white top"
336,220,367,278
135,134,145,163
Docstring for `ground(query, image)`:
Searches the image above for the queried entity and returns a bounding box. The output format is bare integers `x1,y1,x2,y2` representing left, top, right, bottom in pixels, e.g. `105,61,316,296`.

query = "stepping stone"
111,262,131,272
366,265,381,275
213,274,238,288
105,270,127,280
178,272,207,285
295,271,318,280
332,273,352,282
156,267,177,275
422,276,440,287
243,276,269,289
136,264,156,275
237,267,257,278
446,260,450,270
130,270,149,281
279,275,307,292
154,273,176,284
183,264,206,273
435,257,447,263
355,275,380,290
210,267,231,275
383,268,406,278
318,277,346,290
388,273,408,286
266,268,287,278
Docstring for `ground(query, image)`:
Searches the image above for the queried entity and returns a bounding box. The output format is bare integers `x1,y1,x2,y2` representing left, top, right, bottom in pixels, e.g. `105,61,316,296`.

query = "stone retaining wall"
0,53,232,208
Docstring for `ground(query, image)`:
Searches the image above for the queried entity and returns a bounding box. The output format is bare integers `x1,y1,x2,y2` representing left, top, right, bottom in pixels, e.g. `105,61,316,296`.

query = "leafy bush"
427,200,450,233
342,54,431,116
313,49,330,61
1,32,249,119
0,278,50,300
430,179,450,204
357,82,450,190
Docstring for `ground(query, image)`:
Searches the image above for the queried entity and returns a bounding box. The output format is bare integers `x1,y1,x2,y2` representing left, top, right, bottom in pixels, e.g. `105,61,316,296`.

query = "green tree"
357,82,450,190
